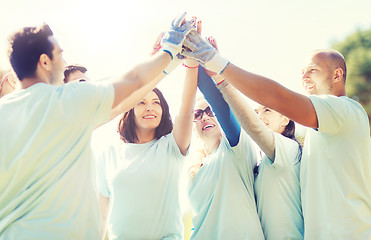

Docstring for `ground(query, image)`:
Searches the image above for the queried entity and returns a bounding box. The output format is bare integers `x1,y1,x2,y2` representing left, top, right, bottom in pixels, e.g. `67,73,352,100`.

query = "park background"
1,0,371,239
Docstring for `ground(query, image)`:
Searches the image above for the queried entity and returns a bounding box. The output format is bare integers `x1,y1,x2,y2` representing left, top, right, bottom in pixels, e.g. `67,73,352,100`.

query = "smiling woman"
94,57,198,239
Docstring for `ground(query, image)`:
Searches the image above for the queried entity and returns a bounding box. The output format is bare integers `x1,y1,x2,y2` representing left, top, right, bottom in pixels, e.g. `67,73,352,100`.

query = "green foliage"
332,28,371,133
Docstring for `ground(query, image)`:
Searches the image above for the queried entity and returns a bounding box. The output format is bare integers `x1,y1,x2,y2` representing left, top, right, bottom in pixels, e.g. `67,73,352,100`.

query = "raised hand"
161,12,195,60
182,31,229,75
183,17,202,68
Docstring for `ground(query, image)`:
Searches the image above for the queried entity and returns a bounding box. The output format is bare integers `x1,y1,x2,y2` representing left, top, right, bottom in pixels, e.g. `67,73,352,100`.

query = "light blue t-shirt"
301,95,371,239
254,133,303,240
188,131,264,240
0,81,114,239
96,133,185,240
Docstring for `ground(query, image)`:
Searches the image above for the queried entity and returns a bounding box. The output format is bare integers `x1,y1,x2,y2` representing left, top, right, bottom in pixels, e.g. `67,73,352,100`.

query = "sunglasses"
193,106,215,122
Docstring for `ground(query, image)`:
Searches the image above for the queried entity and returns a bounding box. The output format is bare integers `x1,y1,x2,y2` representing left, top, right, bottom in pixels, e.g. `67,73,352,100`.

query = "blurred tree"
332,28,371,134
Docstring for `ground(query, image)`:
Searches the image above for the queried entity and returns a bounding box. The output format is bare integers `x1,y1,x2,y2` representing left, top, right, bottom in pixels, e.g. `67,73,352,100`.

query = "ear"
280,116,290,128
333,68,344,83
39,53,52,72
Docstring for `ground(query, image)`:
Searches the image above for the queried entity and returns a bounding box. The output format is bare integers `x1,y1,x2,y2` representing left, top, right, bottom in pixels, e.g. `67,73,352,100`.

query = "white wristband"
204,52,230,75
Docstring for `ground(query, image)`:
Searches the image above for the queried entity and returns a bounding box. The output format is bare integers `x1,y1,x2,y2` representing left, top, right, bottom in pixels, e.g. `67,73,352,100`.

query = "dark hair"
118,88,173,143
282,120,302,163
63,65,87,83
8,24,54,81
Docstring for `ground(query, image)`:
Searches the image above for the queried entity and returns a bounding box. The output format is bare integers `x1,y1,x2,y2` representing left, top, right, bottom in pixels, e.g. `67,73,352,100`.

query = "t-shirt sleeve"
271,133,301,169
165,133,187,161
309,95,348,134
61,81,114,129
232,130,257,173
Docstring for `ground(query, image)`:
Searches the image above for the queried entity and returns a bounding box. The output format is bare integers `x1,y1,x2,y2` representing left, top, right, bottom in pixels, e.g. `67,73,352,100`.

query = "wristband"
216,79,225,86
182,63,199,69
212,74,224,85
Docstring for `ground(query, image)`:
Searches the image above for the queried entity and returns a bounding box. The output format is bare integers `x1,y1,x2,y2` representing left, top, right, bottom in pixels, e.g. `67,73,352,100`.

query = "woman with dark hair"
195,37,304,240
219,85,304,240
96,81,197,239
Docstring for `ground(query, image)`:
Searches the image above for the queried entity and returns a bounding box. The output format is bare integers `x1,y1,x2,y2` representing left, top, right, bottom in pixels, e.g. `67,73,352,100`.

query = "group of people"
0,12,370,240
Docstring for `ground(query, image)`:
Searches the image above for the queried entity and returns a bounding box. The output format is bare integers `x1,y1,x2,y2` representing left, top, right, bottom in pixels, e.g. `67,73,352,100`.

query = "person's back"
0,81,113,239
0,24,114,240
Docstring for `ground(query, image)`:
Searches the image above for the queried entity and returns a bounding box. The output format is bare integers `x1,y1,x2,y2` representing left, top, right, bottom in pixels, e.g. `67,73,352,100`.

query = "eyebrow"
142,97,160,101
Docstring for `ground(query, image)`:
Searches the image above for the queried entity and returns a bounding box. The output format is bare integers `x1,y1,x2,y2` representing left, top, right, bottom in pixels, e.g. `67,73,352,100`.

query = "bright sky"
1,0,370,133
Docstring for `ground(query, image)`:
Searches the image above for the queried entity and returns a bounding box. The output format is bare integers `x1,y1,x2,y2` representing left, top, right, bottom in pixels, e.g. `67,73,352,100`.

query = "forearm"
221,63,318,128
218,81,275,160
112,52,171,113
197,66,241,147
173,66,198,156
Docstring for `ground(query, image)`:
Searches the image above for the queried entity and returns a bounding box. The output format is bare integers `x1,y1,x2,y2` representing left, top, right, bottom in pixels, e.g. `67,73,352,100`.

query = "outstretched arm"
221,64,318,128
111,12,195,118
183,31,318,128
217,81,275,160
197,66,241,147
173,60,198,156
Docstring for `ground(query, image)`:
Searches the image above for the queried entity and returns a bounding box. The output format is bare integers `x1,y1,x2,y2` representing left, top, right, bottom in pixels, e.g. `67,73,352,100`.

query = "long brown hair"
118,88,173,143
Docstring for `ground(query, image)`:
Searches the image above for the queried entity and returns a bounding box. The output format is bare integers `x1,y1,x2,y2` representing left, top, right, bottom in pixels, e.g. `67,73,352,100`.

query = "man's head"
301,49,347,96
63,65,89,83
8,24,65,85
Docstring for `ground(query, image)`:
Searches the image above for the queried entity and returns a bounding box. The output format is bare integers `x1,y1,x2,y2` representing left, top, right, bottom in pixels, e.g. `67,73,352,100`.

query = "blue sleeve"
197,66,241,147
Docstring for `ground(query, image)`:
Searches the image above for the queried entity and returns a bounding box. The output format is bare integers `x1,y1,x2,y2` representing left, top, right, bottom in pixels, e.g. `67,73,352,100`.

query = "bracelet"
216,79,225,86
182,63,199,69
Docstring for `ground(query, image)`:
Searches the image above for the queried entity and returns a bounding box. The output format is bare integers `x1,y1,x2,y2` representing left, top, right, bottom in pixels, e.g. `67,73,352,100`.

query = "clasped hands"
154,12,230,76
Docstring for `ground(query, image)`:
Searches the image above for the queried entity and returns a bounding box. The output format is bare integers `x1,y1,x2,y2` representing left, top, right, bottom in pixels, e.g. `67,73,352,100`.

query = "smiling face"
133,90,163,132
301,52,334,95
194,99,222,140
255,105,289,134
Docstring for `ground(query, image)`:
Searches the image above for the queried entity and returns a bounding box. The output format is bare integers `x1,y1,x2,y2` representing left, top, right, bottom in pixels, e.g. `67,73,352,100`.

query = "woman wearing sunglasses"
187,70,264,239
196,37,304,240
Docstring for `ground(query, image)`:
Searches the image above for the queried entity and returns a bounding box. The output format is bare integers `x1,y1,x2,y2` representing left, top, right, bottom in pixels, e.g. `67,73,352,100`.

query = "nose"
200,112,210,122
302,71,310,82
146,104,153,111
256,112,263,121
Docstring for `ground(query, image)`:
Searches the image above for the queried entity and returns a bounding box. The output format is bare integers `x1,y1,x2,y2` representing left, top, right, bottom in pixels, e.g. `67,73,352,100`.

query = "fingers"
207,36,218,50
172,12,187,28
183,37,198,52
190,16,202,35
151,32,164,56
182,20,196,34
196,19,202,35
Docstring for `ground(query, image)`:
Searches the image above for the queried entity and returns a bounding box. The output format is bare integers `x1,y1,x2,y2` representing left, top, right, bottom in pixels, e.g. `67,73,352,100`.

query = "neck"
135,128,156,144
202,134,222,155
20,77,48,89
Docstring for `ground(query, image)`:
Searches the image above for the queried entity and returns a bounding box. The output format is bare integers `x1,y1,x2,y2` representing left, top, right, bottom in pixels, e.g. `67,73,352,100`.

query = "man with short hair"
63,64,89,83
183,33,371,239
0,13,194,239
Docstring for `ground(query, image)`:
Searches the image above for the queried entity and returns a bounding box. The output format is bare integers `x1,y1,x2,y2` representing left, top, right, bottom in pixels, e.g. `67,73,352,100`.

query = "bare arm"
111,52,170,115
221,63,318,128
173,63,198,156
98,193,110,240
218,81,275,160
